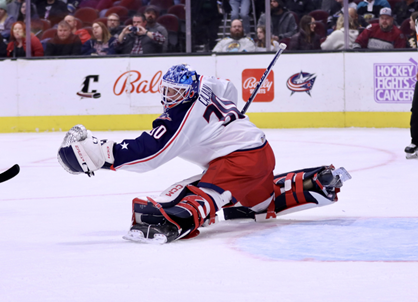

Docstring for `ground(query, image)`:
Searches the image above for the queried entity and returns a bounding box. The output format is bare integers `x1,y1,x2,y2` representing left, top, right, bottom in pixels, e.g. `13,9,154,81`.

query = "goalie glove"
57,124,115,177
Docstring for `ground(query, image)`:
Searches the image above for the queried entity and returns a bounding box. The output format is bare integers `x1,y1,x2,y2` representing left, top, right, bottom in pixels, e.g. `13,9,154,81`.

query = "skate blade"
122,230,167,244
406,152,418,159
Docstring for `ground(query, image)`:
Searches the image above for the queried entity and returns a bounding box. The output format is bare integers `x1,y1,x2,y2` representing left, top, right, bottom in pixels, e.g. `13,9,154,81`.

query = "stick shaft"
241,44,286,114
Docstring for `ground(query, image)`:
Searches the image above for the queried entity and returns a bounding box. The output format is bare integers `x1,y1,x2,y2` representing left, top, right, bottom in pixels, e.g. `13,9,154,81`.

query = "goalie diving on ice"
58,63,351,244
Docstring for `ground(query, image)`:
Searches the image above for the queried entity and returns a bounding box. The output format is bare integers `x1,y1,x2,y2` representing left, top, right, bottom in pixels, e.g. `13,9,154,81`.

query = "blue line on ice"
235,218,418,261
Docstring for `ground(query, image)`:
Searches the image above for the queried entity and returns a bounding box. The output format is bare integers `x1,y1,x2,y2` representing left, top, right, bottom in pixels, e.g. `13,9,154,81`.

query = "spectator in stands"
257,0,298,42
230,0,251,36
8,0,38,21
212,19,256,52
17,2,40,22
327,0,362,32
353,7,406,49
192,0,222,52
36,0,69,26
45,20,82,56
82,21,116,55
393,0,418,26
288,15,321,50
407,11,418,48
348,7,369,30
255,25,280,51
64,15,91,44
6,21,44,57
144,6,168,52
0,0,16,41
115,14,166,54
107,13,123,39
321,14,359,49
284,0,316,21
356,0,390,22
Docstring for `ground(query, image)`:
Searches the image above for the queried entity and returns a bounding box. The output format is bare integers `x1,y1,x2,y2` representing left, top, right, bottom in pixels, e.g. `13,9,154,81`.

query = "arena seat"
40,19,51,31
94,17,109,25
105,6,129,22
309,10,329,26
400,18,412,37
157,14,179,51
149,0,174,14
96,0,113,11
74,7,99,27
124,17,132,25
168,4,185,20
117,0,142,12
41,28,57,40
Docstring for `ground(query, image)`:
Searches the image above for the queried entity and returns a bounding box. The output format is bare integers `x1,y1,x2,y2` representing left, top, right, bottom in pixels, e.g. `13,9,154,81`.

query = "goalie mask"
160,64,199,110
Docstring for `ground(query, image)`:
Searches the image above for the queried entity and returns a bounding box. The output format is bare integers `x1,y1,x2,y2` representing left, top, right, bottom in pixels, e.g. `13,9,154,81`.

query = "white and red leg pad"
130,185,218,240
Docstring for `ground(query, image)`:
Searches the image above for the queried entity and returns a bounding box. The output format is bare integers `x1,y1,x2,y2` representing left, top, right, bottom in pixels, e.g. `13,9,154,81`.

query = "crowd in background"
1,0,418,58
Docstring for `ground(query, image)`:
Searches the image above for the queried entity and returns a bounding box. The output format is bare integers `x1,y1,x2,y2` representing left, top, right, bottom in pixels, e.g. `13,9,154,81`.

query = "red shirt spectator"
353,7,406,49
7,21,44,57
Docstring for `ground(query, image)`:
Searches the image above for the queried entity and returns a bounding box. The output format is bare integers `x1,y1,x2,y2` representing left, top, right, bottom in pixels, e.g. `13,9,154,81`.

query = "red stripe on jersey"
115,101,197,169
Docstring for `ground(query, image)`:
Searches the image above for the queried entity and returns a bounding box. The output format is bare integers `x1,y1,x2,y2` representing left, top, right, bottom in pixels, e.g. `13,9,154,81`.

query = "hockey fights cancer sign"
242,69,274,102
374,58,417,104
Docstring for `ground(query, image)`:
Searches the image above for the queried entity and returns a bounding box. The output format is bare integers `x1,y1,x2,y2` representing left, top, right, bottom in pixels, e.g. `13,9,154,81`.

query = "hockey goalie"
57,64,351,244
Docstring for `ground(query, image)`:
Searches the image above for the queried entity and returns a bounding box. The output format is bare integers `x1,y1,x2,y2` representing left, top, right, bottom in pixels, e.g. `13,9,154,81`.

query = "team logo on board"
77,75,101,99
373,58,417,104
242,69,274,102
286,71,317,96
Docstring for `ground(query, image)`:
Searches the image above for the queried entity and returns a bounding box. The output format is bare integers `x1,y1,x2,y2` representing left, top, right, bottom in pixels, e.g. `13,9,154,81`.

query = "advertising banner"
1,51,416,119
345,52,416,112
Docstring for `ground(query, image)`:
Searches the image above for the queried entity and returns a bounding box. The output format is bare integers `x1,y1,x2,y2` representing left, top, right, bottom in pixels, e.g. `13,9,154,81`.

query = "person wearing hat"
0,0,16,41
353,7,406,49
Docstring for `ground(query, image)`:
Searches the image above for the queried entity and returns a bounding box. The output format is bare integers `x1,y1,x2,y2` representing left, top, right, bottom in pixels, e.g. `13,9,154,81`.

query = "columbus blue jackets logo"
77,75,101,99
157,112,172,121
286,71,317,96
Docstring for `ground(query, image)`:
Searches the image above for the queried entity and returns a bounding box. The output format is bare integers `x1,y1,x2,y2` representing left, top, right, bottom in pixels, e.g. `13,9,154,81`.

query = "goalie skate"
405,144,418,159
122,223,179,244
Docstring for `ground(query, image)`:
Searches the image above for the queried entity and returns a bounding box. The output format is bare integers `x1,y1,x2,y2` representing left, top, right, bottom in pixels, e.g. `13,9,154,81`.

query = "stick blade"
0,164,20,183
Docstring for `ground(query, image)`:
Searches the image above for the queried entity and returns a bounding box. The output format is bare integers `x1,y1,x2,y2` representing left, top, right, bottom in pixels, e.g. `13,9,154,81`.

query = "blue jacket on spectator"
81,37,116,55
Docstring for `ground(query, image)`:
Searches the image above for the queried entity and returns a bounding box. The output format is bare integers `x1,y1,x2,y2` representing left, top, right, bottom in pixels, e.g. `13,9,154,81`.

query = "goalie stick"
0,164,20,183
241,43,287,115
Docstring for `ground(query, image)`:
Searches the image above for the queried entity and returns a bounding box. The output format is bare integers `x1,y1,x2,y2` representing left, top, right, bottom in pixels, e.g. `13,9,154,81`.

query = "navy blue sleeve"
112,102,193,171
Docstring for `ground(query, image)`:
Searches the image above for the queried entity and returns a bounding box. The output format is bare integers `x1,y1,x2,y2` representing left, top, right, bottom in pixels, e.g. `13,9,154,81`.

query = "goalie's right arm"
57,125,114,177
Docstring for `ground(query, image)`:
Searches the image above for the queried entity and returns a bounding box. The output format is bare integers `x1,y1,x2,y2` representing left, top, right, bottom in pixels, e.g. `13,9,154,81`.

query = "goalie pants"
198,141,276,209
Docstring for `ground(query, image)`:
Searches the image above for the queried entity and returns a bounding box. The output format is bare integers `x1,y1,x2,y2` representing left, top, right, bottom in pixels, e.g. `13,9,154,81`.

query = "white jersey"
112,76,266,173
212,37,256,52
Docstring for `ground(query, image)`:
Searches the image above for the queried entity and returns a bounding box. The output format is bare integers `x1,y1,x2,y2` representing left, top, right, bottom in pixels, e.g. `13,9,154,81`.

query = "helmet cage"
160,64,199,110
159,80,192,109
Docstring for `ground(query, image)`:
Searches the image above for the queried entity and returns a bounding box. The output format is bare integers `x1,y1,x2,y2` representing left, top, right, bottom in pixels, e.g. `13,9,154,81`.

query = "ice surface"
1,128,417,302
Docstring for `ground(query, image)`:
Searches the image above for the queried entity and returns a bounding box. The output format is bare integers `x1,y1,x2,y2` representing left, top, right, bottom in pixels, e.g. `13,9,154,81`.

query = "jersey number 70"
203,96,245,124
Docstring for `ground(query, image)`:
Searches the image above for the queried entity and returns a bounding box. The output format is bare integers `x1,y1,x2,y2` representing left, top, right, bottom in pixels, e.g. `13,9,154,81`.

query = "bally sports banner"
0,51,416,118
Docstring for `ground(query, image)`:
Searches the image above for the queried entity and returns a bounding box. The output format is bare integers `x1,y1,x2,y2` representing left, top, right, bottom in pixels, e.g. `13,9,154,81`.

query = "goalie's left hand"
57,125,115,177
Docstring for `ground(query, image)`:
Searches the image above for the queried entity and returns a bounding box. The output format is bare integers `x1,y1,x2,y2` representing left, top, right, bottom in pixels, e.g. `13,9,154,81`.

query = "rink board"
0,51,415,132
